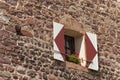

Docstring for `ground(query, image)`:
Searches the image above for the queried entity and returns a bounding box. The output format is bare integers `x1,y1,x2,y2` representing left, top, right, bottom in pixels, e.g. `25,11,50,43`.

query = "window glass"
64,35,75,54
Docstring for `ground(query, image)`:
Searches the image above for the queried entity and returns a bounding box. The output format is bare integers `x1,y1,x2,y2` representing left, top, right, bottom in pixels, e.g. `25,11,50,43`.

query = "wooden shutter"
53,22,65,61
85,32,98,71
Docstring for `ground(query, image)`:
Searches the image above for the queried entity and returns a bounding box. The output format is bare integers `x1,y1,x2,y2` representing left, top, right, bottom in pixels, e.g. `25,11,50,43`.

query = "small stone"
19,76,23,80
26,17,35,25
23,63,28,68
0,43,12,51
0,77,4,80
0,15,10,23
0,65,4,71
18,42,24,46
116,58,120,63
13,74,18,79
41,67,45,72
5,26,16,33
58,77,66,80
8,66,14,73
0,71,11,79
16,66,26,74
29,59,35,65
28,64,33,69
27,70,36,78
5,0,17,6
39,73,42,79
117,0,120,2
34,66,40,71
98,27,105,34
43,72,47,80
0,56,11,64
21,30,33,37
117,31,120,39
19,54,25,61
0,1,10,10
47,74,57,80
0,22,3,29
23,76,28,80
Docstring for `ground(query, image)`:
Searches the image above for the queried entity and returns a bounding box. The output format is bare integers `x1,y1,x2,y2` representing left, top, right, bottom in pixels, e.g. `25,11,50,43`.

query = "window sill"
65,61,88,72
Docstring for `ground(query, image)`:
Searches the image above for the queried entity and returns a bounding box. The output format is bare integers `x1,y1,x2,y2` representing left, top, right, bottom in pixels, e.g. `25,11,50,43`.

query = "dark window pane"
64,35,75,54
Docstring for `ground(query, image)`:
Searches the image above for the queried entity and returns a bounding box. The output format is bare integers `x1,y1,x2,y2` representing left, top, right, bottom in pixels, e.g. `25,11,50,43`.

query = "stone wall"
0,0,120,80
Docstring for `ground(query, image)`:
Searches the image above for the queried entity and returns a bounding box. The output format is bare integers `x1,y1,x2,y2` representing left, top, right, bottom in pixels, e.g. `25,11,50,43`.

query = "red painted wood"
85,33,97,67
55,28,65,60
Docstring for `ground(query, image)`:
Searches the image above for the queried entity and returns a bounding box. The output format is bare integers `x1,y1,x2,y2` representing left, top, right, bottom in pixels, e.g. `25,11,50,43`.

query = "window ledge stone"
65,61,88,72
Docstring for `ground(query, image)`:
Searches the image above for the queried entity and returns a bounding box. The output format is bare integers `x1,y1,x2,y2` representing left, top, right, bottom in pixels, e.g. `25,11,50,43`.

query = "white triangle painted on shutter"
54,41,64,61
88,54,98,71
53,41,59,51
86,32,97,51
53,21,64,61
54,51,64,61
53,22,64,39
79,36,87,67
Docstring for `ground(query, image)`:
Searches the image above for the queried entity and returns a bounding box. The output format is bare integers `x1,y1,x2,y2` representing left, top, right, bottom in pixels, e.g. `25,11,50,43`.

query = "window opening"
64,35,75,54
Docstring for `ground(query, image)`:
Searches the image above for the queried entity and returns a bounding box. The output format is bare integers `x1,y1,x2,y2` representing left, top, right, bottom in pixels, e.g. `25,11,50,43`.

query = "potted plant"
66,54,80,64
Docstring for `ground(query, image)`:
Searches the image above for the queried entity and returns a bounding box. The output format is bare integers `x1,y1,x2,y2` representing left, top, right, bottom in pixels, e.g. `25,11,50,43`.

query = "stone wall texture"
0,0,120,80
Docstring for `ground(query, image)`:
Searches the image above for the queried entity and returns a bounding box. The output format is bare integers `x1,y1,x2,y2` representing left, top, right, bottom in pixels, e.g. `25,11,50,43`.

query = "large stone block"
60,15,85,34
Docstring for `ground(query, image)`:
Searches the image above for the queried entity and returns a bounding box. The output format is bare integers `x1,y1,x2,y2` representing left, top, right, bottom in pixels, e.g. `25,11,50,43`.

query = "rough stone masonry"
0,0,120,80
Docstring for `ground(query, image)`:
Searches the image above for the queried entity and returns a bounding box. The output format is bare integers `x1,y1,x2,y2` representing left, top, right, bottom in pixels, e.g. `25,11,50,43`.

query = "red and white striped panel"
53,22,65,61
85,32,98,71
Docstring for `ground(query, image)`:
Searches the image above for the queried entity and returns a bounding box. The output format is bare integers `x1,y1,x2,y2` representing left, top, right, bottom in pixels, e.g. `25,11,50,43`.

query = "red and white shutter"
53,22,65,61
85,32,98,71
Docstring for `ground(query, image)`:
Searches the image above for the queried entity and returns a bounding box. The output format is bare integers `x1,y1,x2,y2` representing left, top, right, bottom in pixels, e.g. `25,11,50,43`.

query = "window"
64,35,75,54
53,21,98,71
